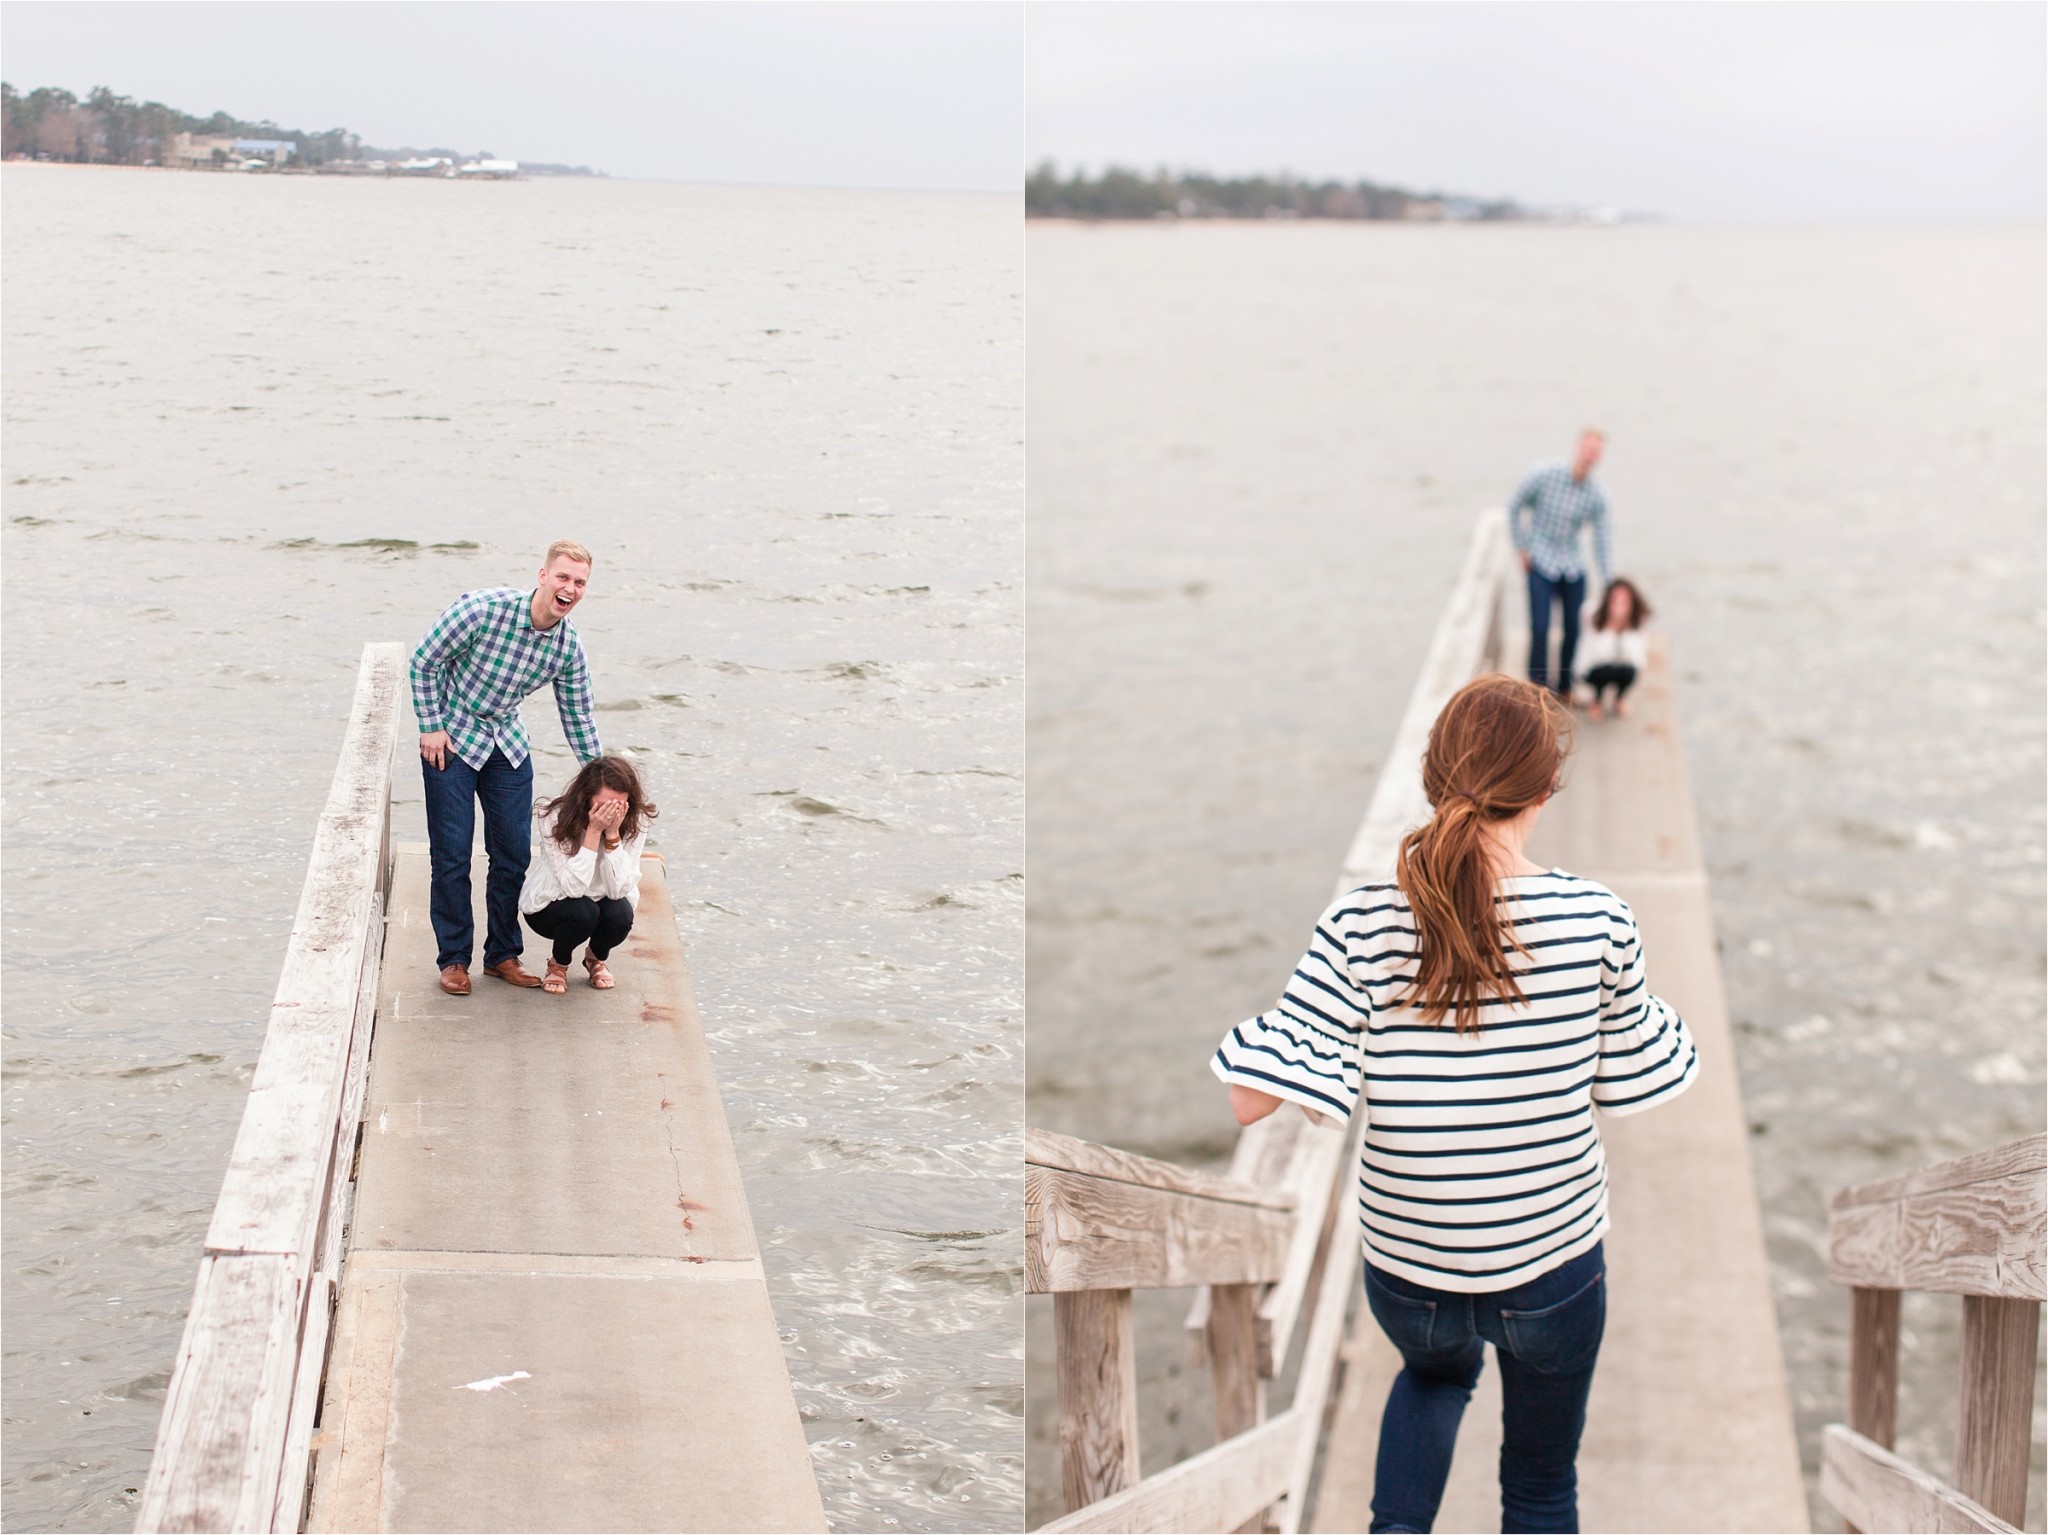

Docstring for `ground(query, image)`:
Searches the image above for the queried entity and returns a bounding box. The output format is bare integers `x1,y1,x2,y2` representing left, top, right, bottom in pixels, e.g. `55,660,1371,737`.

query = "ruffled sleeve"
1591,894,1700,1115
1211,889,1371,1124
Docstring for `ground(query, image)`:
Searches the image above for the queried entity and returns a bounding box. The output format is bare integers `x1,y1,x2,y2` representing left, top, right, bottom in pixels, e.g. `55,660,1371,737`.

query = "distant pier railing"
137,643,402,1533
1026,509,1512,1532
1822,1133,2046,1535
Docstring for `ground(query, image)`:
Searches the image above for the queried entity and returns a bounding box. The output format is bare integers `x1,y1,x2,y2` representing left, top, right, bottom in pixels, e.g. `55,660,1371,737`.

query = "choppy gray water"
3,165,1022,1533
1024,221,2045,1529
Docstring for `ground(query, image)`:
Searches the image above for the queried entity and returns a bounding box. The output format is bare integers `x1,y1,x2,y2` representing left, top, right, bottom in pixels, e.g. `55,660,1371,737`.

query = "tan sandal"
542,959,569,995
583,955,615,990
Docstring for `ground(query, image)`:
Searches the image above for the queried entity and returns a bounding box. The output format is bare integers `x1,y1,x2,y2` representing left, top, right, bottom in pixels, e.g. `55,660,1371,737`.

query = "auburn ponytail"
1395,675,1571,1033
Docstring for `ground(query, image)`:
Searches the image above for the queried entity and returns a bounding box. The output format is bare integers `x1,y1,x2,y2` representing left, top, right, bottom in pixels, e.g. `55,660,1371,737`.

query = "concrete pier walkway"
305,843,825,1533
1311,636,1810,1533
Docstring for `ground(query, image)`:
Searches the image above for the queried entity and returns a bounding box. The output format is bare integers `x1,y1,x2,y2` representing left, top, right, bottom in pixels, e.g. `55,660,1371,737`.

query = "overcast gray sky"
1,1,1022,190
1030,3,2046,221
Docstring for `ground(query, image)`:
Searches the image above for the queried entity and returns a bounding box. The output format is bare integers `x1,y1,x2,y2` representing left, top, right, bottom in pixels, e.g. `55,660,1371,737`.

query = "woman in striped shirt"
1213,674,1698,1534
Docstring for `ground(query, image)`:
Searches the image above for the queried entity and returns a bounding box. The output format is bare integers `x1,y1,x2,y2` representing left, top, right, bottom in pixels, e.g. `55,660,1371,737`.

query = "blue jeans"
421,747,533,971
1526,567,1587,697
1365,1242,1605,1534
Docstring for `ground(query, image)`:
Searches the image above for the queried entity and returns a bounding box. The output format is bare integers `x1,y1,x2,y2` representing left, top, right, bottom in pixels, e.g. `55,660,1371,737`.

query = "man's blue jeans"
420,747,533,972
1527,567,1587,697
1364,1242,1606,1534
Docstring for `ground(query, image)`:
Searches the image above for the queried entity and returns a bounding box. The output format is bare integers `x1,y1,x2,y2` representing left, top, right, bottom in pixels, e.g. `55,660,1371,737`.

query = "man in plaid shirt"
410,540,604,995
1508,428,1614,699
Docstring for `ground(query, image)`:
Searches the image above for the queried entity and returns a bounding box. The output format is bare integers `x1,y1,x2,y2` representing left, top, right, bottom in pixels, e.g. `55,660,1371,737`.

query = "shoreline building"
232,138,298,168
163,133,299,170
163,132,236,169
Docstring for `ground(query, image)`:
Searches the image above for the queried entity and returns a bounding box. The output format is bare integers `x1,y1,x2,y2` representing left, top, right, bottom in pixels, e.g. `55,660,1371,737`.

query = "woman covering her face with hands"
519,755,659,995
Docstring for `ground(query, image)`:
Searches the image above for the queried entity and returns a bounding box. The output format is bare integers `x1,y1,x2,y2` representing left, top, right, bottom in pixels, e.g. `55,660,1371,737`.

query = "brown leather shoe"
483,957,543,989
438,964,472,996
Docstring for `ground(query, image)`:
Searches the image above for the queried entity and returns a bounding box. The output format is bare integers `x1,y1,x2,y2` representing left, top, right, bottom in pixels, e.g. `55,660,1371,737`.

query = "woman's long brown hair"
1394,675,1572,1033
540,755,658,851
1594,577,1651,631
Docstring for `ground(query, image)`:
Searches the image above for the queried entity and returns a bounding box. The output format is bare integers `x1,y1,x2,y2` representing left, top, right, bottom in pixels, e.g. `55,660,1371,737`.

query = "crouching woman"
519,755,658,994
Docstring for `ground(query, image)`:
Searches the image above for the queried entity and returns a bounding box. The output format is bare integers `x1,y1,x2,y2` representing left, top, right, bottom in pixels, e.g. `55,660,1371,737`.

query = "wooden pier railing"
137,643,402,1534
1026,509,1511,1532
1822,1133,2046,1535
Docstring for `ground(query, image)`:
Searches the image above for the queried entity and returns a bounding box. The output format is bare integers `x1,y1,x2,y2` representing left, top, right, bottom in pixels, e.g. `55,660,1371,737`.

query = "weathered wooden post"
1842,1286,1901,1532
1208,1283,1264,1443
1207,1282,1272,1533
1953,1293,2040,1528
1823,1133,2045,1535
1057,1289,1143,1511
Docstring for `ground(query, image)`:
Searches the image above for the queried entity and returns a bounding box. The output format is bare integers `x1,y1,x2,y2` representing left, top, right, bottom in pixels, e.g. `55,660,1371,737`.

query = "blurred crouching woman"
520,755,658,995
1575,577,1652,720
1211,675,1698,1534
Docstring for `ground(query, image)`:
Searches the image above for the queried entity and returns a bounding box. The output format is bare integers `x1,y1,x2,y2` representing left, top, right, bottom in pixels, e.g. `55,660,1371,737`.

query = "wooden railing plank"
1952,1294,2040,1529
1829,1134,2046,1300
1028,1126,1294,1209
1184,511,1508,1393
141,644,401,1533
136,1255,303,1533
1040,1411,1302,1535
1029,1163,1295,1292
1280,1109,1374,1534
205,643,403,1263
1834,1136,2047,1210
1820,1425,2018,1535
1257,1127,1347,1377
1035,511,1512,1534
269,1287,329,1535
272,894,384,1533
1057,1289,1141,1515
1339,507,1508,887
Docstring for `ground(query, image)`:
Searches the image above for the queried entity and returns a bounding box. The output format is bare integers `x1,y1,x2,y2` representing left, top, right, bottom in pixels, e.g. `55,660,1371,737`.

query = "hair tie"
1451,790,1480,805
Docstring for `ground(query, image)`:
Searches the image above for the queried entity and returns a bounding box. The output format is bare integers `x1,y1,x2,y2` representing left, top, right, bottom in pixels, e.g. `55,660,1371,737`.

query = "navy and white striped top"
1212,871,1698,1293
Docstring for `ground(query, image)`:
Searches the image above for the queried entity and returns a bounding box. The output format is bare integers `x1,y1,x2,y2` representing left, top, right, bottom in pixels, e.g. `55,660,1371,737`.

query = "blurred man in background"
1509,428,1613,700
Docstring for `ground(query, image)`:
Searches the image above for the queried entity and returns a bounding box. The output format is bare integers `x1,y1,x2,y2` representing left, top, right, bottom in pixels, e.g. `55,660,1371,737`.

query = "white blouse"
1575,624,1648,677
518,806,646,914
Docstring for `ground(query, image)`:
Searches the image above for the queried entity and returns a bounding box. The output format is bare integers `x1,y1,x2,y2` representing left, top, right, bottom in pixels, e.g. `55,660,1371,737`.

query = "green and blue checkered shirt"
1509,462,1612,584
410,587,602,771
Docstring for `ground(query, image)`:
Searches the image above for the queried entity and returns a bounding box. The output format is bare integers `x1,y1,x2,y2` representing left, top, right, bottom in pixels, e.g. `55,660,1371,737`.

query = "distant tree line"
0,82,598,173
1,83,364,164
1025,161,1524,222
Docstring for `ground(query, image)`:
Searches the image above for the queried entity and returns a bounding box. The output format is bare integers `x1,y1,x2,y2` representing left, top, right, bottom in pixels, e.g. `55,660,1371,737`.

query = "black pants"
1583,662,1637,704
523,896,634,965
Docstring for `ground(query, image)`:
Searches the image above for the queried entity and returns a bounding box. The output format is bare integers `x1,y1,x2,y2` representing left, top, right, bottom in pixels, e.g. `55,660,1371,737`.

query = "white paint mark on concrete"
454,1370,531,1392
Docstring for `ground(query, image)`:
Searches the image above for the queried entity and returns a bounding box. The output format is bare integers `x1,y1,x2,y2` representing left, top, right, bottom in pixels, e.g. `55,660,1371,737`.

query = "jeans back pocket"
1364,1267,1439,1355
1499,1269,1605,1375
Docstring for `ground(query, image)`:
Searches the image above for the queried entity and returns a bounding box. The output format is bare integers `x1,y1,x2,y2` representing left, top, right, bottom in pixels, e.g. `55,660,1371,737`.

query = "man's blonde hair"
544,539,592,569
